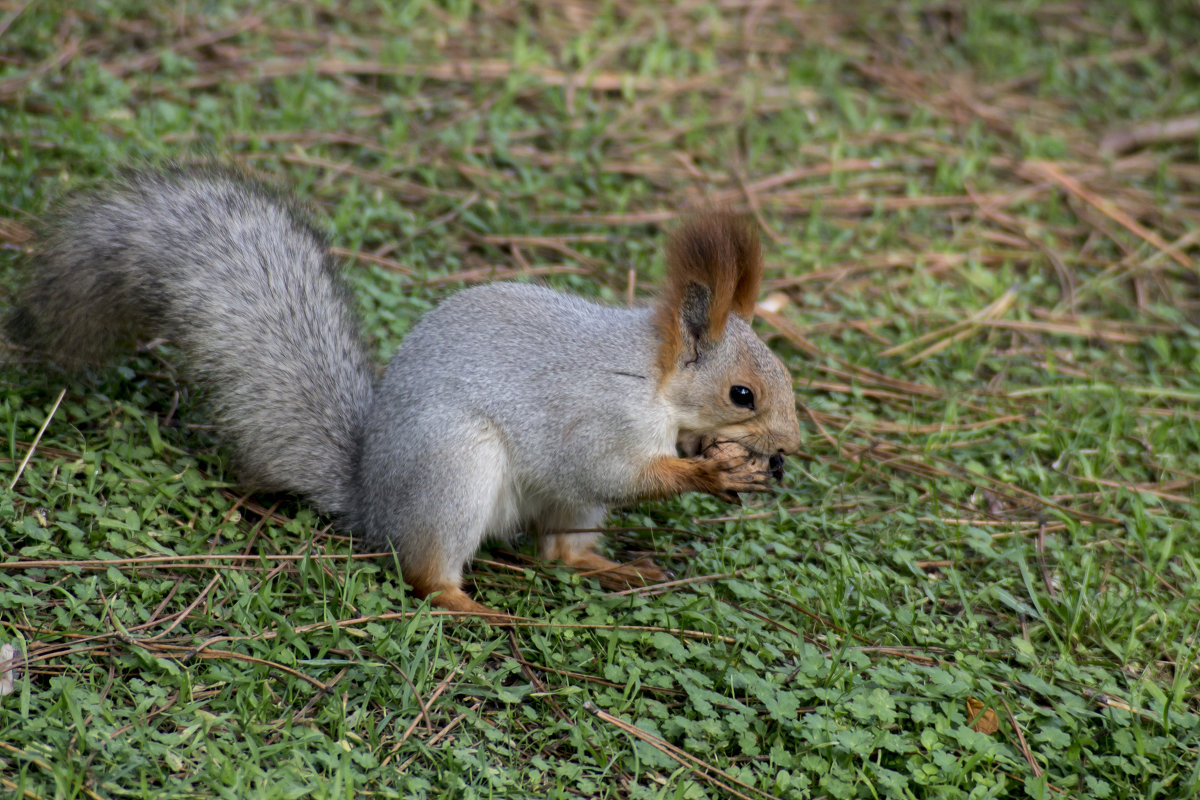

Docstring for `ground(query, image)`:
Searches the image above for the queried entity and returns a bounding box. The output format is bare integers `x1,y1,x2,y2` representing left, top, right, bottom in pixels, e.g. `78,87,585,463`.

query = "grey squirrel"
9,165,802,617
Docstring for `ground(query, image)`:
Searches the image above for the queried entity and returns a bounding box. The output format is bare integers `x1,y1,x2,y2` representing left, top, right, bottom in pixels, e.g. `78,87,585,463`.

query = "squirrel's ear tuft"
655,212,763,375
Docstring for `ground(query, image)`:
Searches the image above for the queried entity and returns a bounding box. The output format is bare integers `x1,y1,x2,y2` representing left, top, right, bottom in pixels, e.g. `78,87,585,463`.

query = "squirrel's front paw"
694,441,774,504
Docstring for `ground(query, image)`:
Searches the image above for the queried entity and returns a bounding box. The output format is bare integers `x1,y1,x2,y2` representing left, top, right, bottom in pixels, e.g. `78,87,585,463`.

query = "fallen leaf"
966,698,999,734
0,643,16,697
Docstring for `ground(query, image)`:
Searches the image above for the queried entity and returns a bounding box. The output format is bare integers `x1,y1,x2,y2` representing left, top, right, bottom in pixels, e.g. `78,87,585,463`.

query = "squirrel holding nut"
9,165,802,617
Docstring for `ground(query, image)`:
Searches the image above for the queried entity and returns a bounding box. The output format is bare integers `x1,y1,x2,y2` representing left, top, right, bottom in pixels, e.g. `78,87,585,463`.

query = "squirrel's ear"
655,212,763,374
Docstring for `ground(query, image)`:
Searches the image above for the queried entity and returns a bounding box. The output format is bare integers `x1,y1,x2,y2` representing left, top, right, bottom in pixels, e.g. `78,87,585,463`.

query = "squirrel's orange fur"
655,212,764,377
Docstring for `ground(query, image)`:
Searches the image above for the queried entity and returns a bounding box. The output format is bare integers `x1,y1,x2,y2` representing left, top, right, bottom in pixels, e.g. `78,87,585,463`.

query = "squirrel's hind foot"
541,529,671,589
559,550,672,590
429,586,513,622
406,570,512,622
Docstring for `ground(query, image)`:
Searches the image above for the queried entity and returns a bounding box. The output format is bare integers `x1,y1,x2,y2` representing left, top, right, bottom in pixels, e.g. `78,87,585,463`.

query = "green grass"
3,1,1200,798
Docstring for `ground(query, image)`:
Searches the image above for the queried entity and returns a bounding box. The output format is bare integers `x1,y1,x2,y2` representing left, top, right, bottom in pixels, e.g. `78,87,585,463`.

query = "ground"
1,1,1199,798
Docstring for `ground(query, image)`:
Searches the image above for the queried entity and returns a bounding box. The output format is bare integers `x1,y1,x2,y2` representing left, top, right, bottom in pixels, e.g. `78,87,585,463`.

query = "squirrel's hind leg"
404,567,510,620
399,539,513,620
376,421,517,621
538,508,670,590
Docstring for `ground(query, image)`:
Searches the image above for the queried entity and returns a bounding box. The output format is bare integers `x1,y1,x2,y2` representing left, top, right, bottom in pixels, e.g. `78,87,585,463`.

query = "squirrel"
8,165,802,617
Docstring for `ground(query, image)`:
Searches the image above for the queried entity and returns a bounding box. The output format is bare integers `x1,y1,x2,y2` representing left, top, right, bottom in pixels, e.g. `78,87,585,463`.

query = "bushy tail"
9,165,375,518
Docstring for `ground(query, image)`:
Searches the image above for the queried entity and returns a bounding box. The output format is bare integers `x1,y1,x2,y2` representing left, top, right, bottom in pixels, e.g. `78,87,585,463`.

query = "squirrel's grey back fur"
9,166,375,517
357,283,673,555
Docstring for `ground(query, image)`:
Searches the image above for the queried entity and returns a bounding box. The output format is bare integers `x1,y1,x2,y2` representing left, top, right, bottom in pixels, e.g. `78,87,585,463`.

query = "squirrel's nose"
777,430,803,457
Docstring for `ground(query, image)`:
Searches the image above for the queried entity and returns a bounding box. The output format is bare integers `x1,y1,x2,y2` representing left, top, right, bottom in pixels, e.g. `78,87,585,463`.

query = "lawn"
2,1,1200,798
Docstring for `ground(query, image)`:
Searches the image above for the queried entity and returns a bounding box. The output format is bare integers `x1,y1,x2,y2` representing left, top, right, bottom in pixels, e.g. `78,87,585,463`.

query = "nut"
701,439,786,483
701,439,771,470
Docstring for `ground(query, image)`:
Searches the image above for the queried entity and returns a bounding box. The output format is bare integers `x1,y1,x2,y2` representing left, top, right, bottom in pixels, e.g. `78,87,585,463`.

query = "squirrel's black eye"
729,385,755,410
